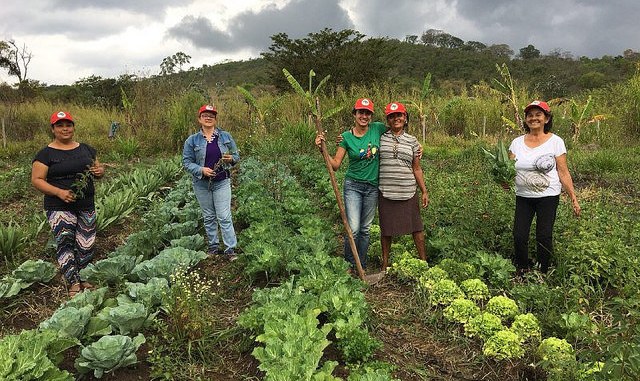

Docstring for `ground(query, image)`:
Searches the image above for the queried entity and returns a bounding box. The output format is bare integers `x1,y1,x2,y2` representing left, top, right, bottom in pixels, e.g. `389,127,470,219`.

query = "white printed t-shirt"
509,134,567,198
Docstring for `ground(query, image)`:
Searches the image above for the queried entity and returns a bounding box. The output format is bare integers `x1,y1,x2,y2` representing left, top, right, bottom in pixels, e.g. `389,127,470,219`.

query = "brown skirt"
378,193,424,236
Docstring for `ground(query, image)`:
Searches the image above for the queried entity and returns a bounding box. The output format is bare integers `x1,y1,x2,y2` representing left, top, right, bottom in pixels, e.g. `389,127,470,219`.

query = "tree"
486,44,514,59
160,52,192,75
405,35,418,44
0,39,32,82
420,29,463,49
261,28,396,90
518,44,541,60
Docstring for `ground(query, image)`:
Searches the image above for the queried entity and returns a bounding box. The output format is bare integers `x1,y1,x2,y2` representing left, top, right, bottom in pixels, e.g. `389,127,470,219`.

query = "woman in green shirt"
315,98,386,271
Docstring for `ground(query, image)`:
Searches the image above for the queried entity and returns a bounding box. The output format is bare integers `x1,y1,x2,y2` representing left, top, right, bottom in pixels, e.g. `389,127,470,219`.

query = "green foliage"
464,312,504,340
79,255,142,286
75,333,146,379
482,329,525,360
0,221,28,269
437,258,476,283
510,313,542,342
460,278,490,301
125,277,169,311
0,329,77,381
387,252,429,282
97,301,153,336
252,309,339,381
39,305,94,339
536,337,579,381
486,295,520,321
428,279,464,306
443,298,481,323
12,259,56,283
482,140,516,186
468,251,515,290
131,247,207,282
417,266,449,290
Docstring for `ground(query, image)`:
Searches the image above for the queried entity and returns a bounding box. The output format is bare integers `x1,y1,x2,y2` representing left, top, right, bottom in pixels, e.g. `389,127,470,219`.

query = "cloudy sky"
1,0,638,85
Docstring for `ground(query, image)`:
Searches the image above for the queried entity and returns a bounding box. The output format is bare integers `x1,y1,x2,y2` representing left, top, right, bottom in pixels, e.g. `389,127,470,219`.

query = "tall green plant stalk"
281,68,342,121
236,85,284,134
492,63,523,132
401,72,433,142
566,95,605,143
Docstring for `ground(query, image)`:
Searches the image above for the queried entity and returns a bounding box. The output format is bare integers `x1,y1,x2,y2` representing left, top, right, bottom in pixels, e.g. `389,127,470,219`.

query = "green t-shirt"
339,122,387,186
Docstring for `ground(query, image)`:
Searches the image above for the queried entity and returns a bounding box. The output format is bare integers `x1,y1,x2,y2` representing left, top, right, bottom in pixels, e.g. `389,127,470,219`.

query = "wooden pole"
313,97,366,281
1,117,6,149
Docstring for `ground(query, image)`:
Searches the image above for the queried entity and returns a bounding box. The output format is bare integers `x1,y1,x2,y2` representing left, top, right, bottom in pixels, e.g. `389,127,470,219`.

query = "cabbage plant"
443,298,481,323
75,333,146,378
482,329,525,359
486,295,519,321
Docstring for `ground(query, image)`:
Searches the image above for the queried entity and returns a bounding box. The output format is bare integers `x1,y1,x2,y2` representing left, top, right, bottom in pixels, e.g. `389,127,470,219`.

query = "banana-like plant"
566,95,605,143
282,68,342,120
236,85,285,133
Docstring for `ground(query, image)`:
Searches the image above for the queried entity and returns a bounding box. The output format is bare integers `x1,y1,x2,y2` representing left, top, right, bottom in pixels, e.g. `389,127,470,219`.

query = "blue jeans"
343,178,378,269
192,178,237,252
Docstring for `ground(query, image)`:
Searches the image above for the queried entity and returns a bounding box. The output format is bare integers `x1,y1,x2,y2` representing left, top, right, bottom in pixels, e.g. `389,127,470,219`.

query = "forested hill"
11,29,639,107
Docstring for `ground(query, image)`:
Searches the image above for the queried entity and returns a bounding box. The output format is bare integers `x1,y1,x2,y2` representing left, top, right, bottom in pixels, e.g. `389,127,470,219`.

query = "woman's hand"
201,166,215,177
421,192,429,208
222,153,233,164
89,162,105,178
57,189,76,203
315,132,326,147
571,198,581,217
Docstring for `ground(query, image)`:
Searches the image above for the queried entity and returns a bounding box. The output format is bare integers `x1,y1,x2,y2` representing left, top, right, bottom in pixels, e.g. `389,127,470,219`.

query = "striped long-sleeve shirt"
378,130,421,200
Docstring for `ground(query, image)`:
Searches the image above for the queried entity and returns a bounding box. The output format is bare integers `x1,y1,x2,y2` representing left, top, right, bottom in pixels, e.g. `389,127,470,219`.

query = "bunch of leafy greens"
39,305,94,339
1,260,57,299
0,329,78,381
75,333,145,378
482,140,516,186
131,247,207,282
79,255,143,286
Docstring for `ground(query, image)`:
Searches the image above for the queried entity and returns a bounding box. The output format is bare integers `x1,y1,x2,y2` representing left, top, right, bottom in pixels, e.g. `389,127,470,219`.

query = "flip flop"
81,281,96,291
68,283,82,298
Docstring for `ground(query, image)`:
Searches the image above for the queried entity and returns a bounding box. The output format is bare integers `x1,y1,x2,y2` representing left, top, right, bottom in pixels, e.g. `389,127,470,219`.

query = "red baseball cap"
353,98,374,113
385,102,407,116
198,104,217,115
50,111,74,125
524,100,551,114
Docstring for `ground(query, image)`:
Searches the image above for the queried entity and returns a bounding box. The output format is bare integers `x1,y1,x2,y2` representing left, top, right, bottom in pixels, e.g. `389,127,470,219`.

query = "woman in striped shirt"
378,102,429,271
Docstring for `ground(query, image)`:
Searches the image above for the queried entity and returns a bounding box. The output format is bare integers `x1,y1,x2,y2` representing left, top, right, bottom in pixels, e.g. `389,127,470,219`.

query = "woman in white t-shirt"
508,100,580,275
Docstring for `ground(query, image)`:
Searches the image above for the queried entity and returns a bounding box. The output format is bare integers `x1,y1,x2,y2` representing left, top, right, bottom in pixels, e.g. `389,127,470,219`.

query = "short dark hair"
523,109,553,133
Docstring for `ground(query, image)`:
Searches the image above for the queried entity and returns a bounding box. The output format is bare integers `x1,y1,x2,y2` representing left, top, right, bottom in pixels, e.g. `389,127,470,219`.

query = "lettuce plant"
75,333,146,378
536,337,577,377
464,312,504,340
388,255,429,282
510,313,541,342
482,329,525,360
486,295,519,321
417,266,449,291
460,278,490,301
428,279,464,306
443,298,481,324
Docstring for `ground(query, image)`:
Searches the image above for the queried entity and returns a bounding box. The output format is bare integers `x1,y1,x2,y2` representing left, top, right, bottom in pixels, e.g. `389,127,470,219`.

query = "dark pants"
513,195,559,273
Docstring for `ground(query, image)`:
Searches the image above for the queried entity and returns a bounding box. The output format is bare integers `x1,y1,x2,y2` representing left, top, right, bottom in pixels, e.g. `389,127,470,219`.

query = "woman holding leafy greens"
182,104,240,260
31,111,104,297
508,100,580,275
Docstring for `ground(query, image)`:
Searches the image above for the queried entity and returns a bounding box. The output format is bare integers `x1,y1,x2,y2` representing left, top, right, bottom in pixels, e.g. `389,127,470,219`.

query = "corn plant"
492,63,523,132
401,72,433,141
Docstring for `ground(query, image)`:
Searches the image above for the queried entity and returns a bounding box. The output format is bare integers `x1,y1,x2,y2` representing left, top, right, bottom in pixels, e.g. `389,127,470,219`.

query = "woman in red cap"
183,104,240,260
315,98,387,271
378,102,429,271
31,111,104,297
508,100,580,275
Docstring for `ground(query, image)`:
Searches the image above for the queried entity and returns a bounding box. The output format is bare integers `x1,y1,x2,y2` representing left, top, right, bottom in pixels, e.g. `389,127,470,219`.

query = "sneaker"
207,247,222,256
224,248,237,261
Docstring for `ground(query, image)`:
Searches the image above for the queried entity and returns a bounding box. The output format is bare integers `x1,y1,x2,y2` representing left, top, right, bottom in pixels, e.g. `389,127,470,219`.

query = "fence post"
1,117,6,149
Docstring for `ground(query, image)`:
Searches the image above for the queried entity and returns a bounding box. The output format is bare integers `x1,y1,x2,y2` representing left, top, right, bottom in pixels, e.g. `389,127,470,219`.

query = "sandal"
68,283,82,298
81,281,96,291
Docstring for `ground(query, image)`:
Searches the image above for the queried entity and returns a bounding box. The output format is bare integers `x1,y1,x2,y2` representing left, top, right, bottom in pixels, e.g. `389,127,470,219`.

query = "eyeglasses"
53,122,74,128
387,113,404,119
200,114,216,119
